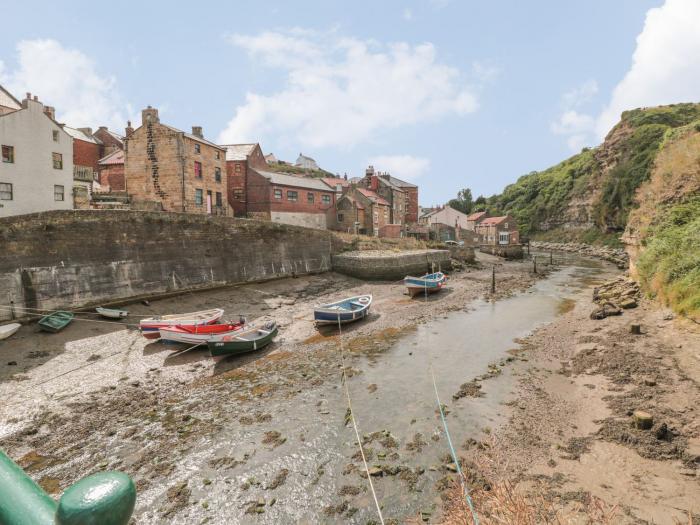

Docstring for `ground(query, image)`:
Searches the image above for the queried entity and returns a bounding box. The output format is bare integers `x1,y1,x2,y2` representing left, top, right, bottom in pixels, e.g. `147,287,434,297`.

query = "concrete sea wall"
0,210,332,320
331,250,451,281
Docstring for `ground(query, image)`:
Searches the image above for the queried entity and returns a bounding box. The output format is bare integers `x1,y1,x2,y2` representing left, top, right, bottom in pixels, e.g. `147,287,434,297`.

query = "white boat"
96,307,129,319
158,321,246,345
314,294,373,326
139,308,225,340
0,323,21,341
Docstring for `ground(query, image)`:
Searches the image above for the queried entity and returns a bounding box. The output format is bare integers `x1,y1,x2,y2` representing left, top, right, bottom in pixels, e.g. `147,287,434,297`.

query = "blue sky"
3,0,698,206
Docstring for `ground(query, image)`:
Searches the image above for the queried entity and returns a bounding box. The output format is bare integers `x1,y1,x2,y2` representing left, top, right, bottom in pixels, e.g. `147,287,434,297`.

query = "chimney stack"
141,105,159,125
33,95,38,101
365,165,375,177
125,120,134,137
191,126,203,138
43,106,56,120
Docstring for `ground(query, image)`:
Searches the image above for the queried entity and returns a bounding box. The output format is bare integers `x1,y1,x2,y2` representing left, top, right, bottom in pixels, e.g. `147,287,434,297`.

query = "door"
206,191,212,214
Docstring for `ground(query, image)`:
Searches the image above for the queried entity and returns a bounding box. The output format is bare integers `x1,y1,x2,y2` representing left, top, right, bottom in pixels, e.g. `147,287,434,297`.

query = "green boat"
207,322,278,357
38,311,75,333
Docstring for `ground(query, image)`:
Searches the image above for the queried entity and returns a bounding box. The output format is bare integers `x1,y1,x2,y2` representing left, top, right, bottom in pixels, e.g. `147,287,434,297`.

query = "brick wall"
73,138,101,171
226,160,247,215
93,127,123,151
0,210,333,319
99,164,125,191
404,187,419,223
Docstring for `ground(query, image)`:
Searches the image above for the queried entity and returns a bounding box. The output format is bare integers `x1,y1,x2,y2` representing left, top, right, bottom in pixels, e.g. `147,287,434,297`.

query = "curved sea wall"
0,210,332,320
332,249,451,281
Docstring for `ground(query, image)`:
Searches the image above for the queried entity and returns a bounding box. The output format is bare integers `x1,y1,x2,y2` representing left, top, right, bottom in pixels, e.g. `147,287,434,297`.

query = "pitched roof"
105,129,124,143
0,84,21,110
222,143,258,161
98,149,124,165
479,215,510,225
467,211,488,221
379,174,417,189
161,124,224,150
63,126,103,144
356,187,390,206
321,177,350,190
253,170,332,191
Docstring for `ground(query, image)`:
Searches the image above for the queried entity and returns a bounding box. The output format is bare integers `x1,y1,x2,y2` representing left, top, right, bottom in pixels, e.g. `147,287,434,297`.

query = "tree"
448,188,473,214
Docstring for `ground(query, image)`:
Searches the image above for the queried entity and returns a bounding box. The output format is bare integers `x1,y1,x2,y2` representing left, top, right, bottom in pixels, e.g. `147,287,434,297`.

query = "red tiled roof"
98,149,124,165
356,187,390,206
321,177,349,189
467,211,488,221
479,215,509,225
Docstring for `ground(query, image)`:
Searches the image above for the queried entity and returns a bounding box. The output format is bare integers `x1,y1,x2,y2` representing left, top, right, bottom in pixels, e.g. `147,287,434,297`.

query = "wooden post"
630,324,642,335
491,265,496,294
550,251,553,265
533,257,537,274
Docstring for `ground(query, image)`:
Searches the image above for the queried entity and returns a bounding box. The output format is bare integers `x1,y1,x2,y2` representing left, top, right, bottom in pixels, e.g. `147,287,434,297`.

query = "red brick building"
221,143,267,216
466,211,489,231
93,126,124,152
475,215,520,245
334,186,390,236
97,149,125,191
358,166,419,227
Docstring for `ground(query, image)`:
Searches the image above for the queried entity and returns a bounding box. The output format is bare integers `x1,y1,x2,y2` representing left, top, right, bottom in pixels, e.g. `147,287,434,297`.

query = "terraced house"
124,106,229,215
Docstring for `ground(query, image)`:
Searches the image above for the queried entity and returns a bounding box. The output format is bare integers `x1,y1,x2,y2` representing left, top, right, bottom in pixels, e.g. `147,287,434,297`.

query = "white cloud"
403,8,413,21
218,30,479,148
0,39,130,129
552,0,700,150
367,155,430,181
472,60,500,83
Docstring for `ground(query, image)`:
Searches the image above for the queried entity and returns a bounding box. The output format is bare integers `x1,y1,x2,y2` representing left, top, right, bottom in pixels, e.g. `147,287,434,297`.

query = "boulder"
632,410,653,430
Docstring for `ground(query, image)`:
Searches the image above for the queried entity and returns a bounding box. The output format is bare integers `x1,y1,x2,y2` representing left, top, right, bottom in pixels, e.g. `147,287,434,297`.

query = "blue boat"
314,295,373,326
404,272,447,297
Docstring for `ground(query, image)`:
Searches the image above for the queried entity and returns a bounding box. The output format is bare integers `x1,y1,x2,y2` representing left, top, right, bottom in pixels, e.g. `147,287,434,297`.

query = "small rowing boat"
314,294,372,326
38,311,75,333
96,307,129,319
159,320,246,345
139,308,224,340
404,272,447,298
207,321,278,357
0,323,21,340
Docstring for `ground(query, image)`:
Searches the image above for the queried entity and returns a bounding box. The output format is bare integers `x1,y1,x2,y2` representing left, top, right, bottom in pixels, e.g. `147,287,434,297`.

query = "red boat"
139,308,225,340
158,320,246,345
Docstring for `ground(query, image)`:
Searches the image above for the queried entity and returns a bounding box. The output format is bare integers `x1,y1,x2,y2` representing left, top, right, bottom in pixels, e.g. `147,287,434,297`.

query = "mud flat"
0,251,626,523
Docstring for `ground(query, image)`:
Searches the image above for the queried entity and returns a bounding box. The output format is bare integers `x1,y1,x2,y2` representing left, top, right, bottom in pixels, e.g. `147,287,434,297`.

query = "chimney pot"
26,92,31,99
191,126,203,138
141,106,159,125
33,95,38,101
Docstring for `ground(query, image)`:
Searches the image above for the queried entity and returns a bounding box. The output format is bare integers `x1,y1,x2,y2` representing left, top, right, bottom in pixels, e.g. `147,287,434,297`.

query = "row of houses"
417,205,520,247
0,88,420,238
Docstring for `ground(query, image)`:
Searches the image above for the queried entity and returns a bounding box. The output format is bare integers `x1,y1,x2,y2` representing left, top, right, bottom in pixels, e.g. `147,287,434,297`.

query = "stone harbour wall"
0,210,332,320
331,249,451,281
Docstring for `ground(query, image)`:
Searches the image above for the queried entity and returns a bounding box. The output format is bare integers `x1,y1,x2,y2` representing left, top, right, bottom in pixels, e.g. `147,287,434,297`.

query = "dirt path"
454,283,700,524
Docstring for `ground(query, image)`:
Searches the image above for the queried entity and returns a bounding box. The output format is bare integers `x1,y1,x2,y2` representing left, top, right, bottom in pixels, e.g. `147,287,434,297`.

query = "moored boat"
314,294,372,326
96,306,129,319
207,321,278,357
158,320,246,345
0,323,21,341
38,311,75,333
139,308,224,340
404,272,447,298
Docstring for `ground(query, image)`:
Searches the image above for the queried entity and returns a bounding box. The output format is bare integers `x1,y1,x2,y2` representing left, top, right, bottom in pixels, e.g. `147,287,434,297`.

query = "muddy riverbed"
0,252,654,523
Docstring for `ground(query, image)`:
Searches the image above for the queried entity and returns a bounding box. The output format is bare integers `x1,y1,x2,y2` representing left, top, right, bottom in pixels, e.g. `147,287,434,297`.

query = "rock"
367,467,383,477
630,324,642,335
632,411,653,430
619,298,637,309
642,377,656,387
654,423,669,440
590,302,622,320
445,463,458,473
7,361,17,366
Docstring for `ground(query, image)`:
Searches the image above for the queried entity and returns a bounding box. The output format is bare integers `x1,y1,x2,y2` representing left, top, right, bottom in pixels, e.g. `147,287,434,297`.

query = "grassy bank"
636,197,700,318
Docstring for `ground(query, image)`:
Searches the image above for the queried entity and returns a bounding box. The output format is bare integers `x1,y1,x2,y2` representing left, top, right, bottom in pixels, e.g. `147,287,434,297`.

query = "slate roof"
162,124,225,150
378,174,417,189
64,126,102,144
222,143,258,161
0,84,21,110
253,170,332,191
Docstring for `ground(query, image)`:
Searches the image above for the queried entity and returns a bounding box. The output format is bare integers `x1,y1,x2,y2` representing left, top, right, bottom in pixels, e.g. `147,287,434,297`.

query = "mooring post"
491,265,496,294
550,251,553,265
533,256,537,274
527,242,530,255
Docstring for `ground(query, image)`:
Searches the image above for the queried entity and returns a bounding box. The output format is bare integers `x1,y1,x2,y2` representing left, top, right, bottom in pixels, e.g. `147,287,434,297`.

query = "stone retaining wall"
331,249,451,281
0,210,332,320
479,244,524,259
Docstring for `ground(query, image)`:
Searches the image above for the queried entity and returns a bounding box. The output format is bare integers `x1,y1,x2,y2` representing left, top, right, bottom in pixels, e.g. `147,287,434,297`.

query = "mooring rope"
421,275,480,525
335,314,385,525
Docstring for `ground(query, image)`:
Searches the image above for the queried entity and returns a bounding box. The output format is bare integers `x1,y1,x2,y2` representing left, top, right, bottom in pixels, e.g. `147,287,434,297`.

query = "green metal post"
0,449,57,525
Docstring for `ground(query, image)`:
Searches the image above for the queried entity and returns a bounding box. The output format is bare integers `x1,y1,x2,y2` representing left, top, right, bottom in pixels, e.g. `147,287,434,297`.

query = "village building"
124,107,229,215
97,149,125,191
295,152,319,170
0,89,74,217
358,166,419,227
419,205,475,242
475,215,520,245
264,153,278,165
64,126,102,208
321,175,350,197
466,210,489,231
334,186,390,236
221,143,267,217
93,126,124,153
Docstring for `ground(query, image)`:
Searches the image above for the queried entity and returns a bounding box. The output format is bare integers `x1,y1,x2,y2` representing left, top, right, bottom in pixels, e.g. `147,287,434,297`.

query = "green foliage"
620,103,700,129
448,188,474,214
636,197,700,317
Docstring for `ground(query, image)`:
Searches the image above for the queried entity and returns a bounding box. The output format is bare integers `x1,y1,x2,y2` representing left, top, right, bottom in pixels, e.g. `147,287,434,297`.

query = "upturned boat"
139,308,224,340
207,321,278,357
0,323,21,340
38,311,75,333
404,272,447,298
96,306,129,319
158,319,246,345
314,295,372,326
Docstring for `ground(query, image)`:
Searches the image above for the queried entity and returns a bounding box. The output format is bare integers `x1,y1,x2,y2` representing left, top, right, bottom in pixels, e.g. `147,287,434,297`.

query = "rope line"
335,314,385,525
421,274,480,525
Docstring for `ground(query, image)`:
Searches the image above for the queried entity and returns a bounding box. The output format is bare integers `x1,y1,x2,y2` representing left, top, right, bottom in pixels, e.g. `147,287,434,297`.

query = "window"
504,223,509,229
273,188,282,199
215,192,223,207
307,192,315,203
337,213,344,222
215,167,222,182
322,194,331,205
233,189,243,200
195,189,203,205
373,212,379,223
52,152,63,169
54,185,64,201
235,164,242,172
52,130,59,142
2,145,14,163
0,182,12,200
194,143,201,154
499,232,510,245
194,161,202,178
287,190,298,202
215,151,220,160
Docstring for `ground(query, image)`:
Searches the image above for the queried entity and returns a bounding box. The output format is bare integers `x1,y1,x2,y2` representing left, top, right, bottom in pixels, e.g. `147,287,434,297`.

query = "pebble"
7,361,17,366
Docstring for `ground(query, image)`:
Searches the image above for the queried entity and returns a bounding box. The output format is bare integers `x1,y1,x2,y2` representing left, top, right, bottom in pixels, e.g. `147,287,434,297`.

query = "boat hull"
207,325,278,357
140,309,224,339
158,323,244,345
313,294,372,326
38,311,74,333
96,307,128,319
404,273,447,298
0,323,21,341
314,308,370,325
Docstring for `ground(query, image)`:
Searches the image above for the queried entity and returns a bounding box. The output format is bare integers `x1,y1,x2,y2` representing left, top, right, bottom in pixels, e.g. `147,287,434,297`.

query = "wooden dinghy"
0,323,21,341
139,308,224,340
404,272,447,298
158,320,246,345
314,294,372,326
96,307,129,319
38,311,75,333
207,321,278,357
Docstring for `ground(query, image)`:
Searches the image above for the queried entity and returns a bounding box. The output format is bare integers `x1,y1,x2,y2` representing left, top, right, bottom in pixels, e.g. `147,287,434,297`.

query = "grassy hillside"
482,103,700,242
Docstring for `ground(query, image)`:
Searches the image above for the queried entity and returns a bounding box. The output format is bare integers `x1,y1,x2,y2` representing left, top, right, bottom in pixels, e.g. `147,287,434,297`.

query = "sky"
2,0,699,206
